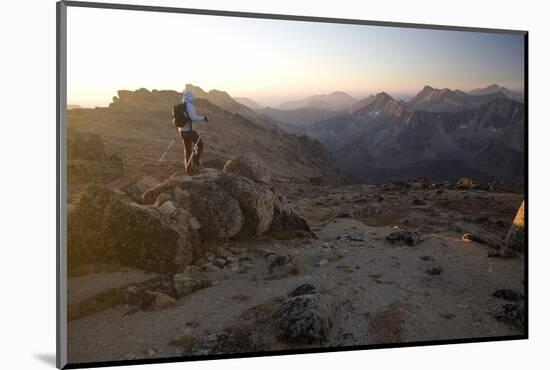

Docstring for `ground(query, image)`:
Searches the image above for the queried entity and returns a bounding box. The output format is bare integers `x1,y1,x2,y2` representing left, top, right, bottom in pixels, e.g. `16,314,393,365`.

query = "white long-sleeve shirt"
180,91,206,131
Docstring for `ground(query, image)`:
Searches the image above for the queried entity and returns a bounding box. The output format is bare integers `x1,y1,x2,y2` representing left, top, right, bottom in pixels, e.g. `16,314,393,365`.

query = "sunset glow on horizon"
67,7,525,108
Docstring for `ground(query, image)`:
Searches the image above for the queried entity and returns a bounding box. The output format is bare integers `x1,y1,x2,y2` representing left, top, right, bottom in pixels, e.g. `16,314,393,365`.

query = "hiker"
173,91,209,175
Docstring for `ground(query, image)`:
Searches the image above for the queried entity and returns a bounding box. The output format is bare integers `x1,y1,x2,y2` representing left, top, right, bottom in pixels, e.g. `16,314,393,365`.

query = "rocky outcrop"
67,131,123,184
68,184,198,273
108,174,160,202
69,163,310,273
68,132,106,161
503,201,525,253
142,167,309,239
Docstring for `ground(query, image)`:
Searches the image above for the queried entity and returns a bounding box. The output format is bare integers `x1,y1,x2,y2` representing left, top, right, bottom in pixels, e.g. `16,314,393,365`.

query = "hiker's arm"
186,103,206,121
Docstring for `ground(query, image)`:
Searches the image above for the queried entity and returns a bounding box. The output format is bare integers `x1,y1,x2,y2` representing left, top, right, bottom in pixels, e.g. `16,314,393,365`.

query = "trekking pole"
185,134,203,170
157,134,179,164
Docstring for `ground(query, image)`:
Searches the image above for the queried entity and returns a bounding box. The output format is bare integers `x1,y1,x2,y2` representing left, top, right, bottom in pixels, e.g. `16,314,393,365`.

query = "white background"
1,0,548,369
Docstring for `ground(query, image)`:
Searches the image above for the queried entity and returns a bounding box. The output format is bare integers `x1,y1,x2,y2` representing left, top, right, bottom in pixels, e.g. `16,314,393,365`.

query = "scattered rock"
273,294,335,345
490,302,525,330
493,289,524,302
474,216,489,224
157,200,177,217
149,291,176,310
108,174,160,202
425,267,442,275
289,284,317,297
173,266,211,297
170,329,196,351
316,259,329,267
462,233,474,242
412,199,426,206
385,229,422,246
336,212,353,219
268,255,299,279
202,262,221,273
231,293,251,301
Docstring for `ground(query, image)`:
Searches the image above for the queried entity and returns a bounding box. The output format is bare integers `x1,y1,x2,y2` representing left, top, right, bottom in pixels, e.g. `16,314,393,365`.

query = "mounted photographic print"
56,1,528,368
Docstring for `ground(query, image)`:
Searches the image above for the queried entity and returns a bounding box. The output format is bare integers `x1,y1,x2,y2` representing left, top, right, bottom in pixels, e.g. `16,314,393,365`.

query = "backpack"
173,102,192,129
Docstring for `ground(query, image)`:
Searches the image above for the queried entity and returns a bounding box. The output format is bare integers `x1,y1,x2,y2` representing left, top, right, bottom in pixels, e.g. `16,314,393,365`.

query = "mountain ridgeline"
260,85,525,185
67,85,349,185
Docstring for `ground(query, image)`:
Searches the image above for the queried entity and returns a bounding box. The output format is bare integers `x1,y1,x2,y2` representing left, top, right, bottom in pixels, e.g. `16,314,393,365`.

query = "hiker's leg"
180,132,193,173
191,131,203,167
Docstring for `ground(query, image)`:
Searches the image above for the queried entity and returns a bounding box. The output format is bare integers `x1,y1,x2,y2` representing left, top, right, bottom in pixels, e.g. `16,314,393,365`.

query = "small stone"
157,200,177,217
226,256,239,263
149,291,176,310
189,217,201,230
213,258,226,268
317,259,329,267
425,267,442,275
462,233,474,242
203,262,221,273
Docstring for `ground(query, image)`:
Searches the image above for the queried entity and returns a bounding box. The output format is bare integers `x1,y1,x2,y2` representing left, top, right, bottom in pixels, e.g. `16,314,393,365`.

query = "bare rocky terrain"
65,87,525,365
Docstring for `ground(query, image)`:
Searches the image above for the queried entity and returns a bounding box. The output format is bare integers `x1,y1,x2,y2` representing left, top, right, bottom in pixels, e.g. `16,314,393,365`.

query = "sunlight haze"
67,7,524,107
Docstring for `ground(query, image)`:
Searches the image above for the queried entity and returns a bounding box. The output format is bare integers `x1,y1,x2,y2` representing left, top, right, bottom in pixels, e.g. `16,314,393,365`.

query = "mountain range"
404,85,512,113
277,91,357,112
68,83,524,186
469,84,524,102
305,91,524,184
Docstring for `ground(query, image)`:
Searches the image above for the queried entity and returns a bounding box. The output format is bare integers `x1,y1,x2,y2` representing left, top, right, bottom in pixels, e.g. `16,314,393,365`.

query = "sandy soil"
67,183,524,364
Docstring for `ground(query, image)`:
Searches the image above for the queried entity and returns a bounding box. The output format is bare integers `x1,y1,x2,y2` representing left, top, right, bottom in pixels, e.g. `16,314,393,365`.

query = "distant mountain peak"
375,92,394,101
278,91,357,112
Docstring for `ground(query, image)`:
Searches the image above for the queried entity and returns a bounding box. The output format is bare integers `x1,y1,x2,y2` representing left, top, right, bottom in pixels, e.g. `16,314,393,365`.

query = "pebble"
317,259,329,267
203,262,221,273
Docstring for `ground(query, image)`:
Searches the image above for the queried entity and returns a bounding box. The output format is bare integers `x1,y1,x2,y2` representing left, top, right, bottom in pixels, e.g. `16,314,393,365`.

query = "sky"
67,7,525,107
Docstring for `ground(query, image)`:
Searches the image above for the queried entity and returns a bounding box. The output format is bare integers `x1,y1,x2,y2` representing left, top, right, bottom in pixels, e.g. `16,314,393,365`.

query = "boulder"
268,255,299,279
67,159,123,184
215,171,274,236
385,229,422,246
223,156,272,184
288,284,317,297
273,294,336,345
143,171,245,240
268,187,311,234
108,174,160,202
173,266,211,297
503,201,525,253
67,132,106,161
68,184,198,273
142,168,309,238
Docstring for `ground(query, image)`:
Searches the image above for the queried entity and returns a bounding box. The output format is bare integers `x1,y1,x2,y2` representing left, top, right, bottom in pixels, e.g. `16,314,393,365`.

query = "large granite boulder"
223,155,271,184
68,184,198,273
143,168,305,239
